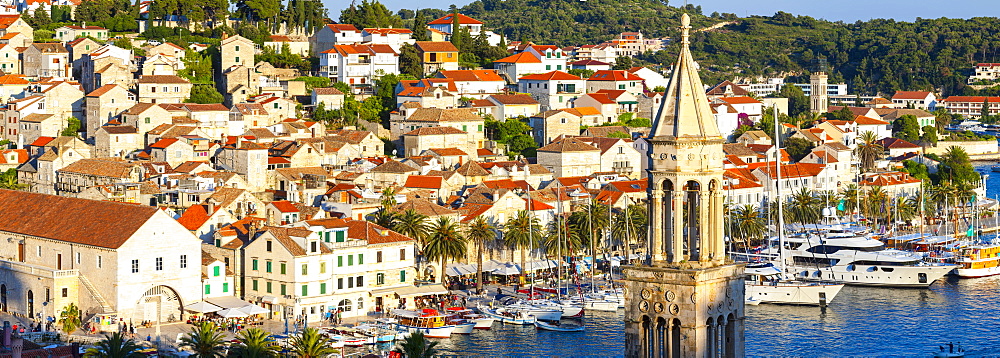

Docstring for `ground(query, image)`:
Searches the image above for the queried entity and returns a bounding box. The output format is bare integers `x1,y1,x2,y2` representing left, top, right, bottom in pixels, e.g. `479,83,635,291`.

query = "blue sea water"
430,165,1000,357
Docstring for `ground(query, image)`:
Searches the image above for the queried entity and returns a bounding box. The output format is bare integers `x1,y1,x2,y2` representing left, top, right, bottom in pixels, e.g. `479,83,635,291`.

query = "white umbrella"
491,263,522,275
216,308,249,318
237,304,270,315
480,259,506,272
184,301,222,313
445,264,476,276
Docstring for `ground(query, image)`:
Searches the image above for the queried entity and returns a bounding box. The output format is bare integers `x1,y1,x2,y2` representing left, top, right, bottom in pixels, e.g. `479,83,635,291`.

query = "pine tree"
412,10,428,41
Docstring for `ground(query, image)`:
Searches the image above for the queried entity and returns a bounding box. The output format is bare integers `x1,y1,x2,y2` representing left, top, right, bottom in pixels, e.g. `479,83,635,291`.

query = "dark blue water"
432,166,1000,357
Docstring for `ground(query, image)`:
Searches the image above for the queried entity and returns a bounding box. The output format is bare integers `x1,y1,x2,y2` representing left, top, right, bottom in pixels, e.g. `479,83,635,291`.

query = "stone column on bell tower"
670,190,684,263
650,188,664,262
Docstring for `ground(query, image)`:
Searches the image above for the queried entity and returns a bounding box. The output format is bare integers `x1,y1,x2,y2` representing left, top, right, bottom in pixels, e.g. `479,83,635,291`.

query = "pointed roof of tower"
649,13,722,141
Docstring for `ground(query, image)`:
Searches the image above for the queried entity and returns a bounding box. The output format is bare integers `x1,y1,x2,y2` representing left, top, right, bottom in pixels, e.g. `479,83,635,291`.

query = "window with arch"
337,299,352,312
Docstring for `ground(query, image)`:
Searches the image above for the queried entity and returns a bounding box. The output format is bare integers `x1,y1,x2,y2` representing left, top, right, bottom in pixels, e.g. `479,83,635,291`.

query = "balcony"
0,259,78,279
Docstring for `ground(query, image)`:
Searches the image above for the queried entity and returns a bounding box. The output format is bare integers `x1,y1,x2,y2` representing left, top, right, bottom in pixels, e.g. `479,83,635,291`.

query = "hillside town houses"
0,9,986,333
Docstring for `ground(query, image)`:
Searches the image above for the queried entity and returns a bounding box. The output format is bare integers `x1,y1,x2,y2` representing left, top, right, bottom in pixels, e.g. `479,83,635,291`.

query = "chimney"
206,199,215,214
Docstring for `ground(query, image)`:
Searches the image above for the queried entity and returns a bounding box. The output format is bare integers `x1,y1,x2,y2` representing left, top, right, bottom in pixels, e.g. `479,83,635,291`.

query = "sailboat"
743,106,845,305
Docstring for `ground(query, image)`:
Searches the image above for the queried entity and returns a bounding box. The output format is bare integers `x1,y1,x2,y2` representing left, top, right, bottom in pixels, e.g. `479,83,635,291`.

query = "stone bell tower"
622,13,745,358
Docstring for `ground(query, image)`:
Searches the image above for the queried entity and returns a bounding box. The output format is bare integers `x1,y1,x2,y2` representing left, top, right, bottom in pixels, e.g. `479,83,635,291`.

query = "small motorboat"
991,165,1000,173
934,342,965,358
446,308,495,330
533,320,584,332
479,307,536,325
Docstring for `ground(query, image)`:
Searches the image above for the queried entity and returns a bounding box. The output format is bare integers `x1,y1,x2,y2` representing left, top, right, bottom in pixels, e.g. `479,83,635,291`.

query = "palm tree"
290,328,337,358
393,331,438,358
728,204,768,249
787,188,822,224
860,186,888,226
465,216,496,294
542,215,586,257
394,209,430,248
0,169,26,190
58,303,82,334
854,131,884,172
84,332,145,358
231,328,278,358
504,210,541,272
369,209,397,229
380,186,398,208
610,202,647,254
425,217,467,283
571,199,610,268
179,322,226,358
839,184,861,216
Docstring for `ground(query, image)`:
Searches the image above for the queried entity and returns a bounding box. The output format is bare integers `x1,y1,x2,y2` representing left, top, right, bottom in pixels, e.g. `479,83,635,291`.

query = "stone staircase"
78,274,114,314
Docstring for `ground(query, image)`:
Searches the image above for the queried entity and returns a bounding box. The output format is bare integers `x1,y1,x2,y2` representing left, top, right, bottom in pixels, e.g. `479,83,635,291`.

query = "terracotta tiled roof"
428,13,483,25
718,96,761,105
854,115,889,125
570,60,611,66
565,106,601,116
415,41,458,52
270,200,299,213
393,198,458,217
404,175,443,189
0,189,162,249
877,137,920,149
138,75,190,84
494,52,541,64
753,162,825,180
587,70,642,81
438,70,503,82
538,138,599,153
405,108,482,122
59,158,138,178
325,24,359,33
322,43,397,55
489,94,538,105
519,71,581,81
314,87,344,95
892,91,932,100
456,160,490,177
428,148,468,156
371,160,419,173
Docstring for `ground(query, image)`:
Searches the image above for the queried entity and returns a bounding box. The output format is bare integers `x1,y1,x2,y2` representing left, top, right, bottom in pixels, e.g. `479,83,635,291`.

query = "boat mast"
556,190,563,301
528,189,535,300
773,105,787,273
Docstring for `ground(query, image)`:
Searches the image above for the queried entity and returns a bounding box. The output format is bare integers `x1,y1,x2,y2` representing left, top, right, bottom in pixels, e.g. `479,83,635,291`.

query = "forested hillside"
390,0,1000,96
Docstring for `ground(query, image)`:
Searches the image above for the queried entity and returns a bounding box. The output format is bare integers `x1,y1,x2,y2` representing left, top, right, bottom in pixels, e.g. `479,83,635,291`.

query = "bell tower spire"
624,13,745,358
647,12,726,265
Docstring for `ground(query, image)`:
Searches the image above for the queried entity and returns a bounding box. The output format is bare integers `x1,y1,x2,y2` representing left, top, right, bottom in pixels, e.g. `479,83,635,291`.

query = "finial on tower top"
680,13,691,45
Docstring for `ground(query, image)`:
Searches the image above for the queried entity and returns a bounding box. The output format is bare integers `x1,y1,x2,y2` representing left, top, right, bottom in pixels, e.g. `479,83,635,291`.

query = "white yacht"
744,262,844,305
764,231,957,287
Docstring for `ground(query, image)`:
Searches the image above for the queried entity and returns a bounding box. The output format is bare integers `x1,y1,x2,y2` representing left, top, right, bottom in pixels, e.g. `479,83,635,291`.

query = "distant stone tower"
810,59,829,114
623,13,745,358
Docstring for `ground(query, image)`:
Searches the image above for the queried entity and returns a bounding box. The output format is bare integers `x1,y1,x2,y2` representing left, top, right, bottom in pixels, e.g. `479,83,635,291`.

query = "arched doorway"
26,290,33,318
337,299,352,313
1,284,7,312
134,286,182,323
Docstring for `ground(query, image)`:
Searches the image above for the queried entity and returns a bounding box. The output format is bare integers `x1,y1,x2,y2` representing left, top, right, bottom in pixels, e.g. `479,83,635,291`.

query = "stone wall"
926,140,999,156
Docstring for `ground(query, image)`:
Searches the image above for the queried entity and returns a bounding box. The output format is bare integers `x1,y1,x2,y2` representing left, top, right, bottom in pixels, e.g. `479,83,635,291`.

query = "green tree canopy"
892,114,920,143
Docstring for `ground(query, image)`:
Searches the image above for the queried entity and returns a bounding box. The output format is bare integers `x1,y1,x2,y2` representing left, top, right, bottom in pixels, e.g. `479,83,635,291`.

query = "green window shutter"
478,125,483,132
348,255,353,266
252,259,258,270
214,239,220,247
338,256,343,267
266,282,272,293
336,231,345,242
400,270,406,282
301,285,308,297
280,263,286,274
301,264,307,275
204,285,210,295
358,254,363,265
252,280,258,291
462,125,467,131
324,232,330,242
280,284,286,296
320,283,327,294
266,261,272,273
546,65,551,71
223,283,229,293
213,266,220,277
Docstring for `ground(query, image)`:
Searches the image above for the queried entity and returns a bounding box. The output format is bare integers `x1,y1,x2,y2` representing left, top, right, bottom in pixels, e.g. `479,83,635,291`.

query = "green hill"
393,0,1000,96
